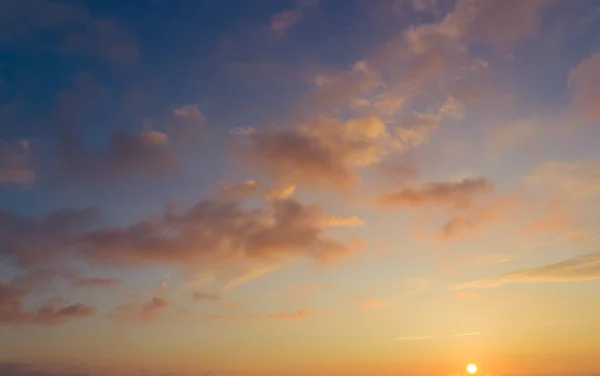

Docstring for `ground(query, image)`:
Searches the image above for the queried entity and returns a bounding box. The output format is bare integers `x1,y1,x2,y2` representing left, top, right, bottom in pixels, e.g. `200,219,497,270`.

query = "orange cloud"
359,299,381,309
264,309,311,319
1,199,360,278
218,180,296,201
236,116,389,190
378,178,494,210
453,290,477,299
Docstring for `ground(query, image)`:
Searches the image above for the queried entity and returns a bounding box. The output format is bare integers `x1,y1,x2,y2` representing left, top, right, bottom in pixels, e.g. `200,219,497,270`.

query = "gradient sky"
1,1,600,376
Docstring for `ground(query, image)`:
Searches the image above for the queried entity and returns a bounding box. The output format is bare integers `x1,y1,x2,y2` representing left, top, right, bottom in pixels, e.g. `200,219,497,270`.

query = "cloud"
270,11,303,35
451,252,600,290
454,331,481,337
321,216,366,227
359,299,381,309
0,362,90,376
378,178,494,210
192,291,220,302
140,297,168,319
0,277,95,326
218,181,296,201
71,277,121,288
223,264,282,290
0,140,35,184
45,76,185,186
0,0,138,62
236,116,391,190
254,309,311,320
569,53,600,122
438,197,516,241
527,160,600,199
0,206,101,267
109,297,169,322
30,302,96,326
168,104,206,146
456,0,550,49
393,336,432,341
1,199,360,280
56,128,179,184
218,180,261,200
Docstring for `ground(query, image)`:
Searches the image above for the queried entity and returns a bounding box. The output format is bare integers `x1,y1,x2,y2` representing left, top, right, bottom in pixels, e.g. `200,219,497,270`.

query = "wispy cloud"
454,331,481,337
451,252,600,290
393,336,432,341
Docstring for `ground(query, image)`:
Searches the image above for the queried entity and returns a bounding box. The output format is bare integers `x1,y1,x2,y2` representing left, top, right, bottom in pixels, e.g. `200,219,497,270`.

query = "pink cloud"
378,178,494,210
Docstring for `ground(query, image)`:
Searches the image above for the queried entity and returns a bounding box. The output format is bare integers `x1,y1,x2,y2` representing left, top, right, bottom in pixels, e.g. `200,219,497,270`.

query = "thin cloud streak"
454,331,481,337
451,252,600,290
393,336,433,341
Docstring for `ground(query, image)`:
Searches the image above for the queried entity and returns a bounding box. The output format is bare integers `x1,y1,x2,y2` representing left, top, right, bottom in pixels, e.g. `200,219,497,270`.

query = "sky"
1,0,600,375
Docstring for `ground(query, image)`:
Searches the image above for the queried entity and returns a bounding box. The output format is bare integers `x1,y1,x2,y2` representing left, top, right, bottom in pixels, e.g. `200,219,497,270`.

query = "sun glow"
467,364,478,374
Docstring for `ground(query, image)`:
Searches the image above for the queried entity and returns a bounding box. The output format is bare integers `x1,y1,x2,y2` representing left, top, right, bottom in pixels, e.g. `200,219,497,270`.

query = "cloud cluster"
237,116,408,190
1,199,362,275
0,277,96,326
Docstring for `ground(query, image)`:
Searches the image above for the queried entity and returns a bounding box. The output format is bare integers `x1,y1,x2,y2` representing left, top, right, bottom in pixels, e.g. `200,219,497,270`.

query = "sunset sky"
1,1,600,375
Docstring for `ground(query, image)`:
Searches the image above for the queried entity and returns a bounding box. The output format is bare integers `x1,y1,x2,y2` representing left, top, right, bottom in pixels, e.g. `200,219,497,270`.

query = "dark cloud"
0,277,95,326
40,77,204,187
0,206,101,267
0,0,138,62
0,140,35,184
0,199,360,285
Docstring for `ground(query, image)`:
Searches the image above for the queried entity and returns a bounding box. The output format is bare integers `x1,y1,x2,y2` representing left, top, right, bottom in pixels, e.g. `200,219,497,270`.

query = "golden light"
467,364,478,374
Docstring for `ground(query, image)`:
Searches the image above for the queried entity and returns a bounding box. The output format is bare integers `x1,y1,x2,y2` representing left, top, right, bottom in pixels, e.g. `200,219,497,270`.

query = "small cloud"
270,10,303,35
263,184,296,200
359,299,381,309
228,125,256,135
264,308,311,319
192,291,220,302
0,139,35,185
321,215,366,227
71,277,121,288
31,303,96,326
453,291,477,299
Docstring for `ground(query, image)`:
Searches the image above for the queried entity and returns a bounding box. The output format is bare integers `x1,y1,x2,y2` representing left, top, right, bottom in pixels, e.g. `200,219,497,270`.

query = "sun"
467,364,478,374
